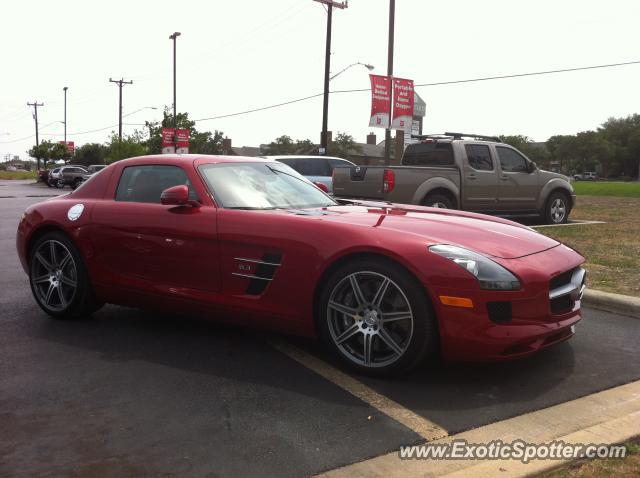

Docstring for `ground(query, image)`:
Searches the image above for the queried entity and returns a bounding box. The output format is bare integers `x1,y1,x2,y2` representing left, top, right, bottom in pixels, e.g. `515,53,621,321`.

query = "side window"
277,158,298,169
115,165,196,203
296,158,330,176
496,147,528,173
465,144,493,171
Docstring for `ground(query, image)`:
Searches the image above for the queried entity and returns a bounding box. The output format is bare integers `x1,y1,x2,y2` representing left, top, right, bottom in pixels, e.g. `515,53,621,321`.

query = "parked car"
47,168,62,187
332,133,575,224
57,166,88,189
17,155,586,376
37,169,50,184
80,164,108,183
573,172,597,181
263,155,355,194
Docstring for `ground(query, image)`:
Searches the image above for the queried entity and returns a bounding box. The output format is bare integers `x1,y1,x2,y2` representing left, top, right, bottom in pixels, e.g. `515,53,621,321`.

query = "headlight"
429,244,520,290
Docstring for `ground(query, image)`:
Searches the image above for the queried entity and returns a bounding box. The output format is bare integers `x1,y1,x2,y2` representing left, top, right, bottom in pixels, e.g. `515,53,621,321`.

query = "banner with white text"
390,77,414,131
369,74,391,128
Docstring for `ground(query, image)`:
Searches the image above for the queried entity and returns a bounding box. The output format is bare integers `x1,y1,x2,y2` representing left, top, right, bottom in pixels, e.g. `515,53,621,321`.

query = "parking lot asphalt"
1,180,639,477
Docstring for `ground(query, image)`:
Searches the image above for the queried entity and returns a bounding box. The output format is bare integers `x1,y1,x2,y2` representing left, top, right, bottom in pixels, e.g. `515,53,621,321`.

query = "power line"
3,59,640,145
193,59,640,123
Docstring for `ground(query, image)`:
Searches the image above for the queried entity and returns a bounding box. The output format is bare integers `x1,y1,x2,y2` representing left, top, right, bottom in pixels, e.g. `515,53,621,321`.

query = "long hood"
316,204,560,259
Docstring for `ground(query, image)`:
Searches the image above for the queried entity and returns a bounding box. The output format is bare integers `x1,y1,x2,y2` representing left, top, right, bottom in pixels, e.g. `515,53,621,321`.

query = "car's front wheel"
544,192,570,224
318,258,437,376
29,232,102,319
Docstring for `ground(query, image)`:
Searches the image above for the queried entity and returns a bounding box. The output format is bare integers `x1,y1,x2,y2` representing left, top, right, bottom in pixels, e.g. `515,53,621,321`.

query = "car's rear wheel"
544,191,570,224
318,258,437,376
72,178,83,190
29,232,102,319
424,193,455,209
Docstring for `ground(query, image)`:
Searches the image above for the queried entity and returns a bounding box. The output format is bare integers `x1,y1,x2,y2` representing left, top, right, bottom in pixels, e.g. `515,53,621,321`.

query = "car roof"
115,154,277,168
262,155,351,161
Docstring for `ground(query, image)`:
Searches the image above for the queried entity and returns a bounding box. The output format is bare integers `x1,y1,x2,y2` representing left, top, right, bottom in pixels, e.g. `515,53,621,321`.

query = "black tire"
317,258,437,376
72,178,82,190
55,180,64,189
424,193,455,209
29,231,103,319
544,191,570,224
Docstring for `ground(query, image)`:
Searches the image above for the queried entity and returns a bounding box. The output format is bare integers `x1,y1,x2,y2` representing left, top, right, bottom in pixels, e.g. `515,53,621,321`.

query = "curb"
583,289,640,320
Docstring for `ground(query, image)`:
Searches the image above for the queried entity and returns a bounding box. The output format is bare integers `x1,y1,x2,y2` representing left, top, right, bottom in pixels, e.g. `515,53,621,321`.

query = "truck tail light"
383,169,395,194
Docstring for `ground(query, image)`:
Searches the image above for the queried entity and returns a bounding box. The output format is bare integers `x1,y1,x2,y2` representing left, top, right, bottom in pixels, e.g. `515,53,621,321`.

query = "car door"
494,146,539,211
90,163,221,294
460,143,498,211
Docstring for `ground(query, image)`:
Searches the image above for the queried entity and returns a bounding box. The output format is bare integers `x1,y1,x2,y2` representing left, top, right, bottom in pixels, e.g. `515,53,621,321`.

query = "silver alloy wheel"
326,271,414,368
431,202,448,208
31,240,78,312
550,198,566,223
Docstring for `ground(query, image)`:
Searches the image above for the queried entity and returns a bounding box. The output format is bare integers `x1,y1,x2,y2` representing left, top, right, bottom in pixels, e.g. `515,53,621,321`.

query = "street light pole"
315,0,347,155
63,86,68,145
169,32,181,131
384,0,395,165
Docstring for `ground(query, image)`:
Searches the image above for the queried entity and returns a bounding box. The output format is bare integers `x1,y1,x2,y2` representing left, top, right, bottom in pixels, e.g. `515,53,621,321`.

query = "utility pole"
384,0,395,165
27,101,44,170
109,78,133,141
314,0,347,155
169,32,181,130
63,87,68,144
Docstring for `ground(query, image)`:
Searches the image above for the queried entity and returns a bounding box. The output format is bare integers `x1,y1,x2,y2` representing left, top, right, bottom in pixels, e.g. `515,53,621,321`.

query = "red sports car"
16,155,586,375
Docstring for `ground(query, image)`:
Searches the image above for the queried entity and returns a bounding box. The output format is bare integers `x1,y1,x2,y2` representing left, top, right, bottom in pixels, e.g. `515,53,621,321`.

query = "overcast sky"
2,0,640,160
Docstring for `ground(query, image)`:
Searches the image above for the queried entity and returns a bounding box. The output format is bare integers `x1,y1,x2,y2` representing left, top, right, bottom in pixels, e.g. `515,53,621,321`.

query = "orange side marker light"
439,296,474,308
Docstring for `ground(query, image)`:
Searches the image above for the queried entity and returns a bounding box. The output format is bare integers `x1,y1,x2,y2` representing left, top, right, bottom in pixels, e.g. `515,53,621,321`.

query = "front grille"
549,267,586,315
550,294,574,314
550,269,574,290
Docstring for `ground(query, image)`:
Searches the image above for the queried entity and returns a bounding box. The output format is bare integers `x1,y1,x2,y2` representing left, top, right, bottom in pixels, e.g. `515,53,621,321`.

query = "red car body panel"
17,155,585,360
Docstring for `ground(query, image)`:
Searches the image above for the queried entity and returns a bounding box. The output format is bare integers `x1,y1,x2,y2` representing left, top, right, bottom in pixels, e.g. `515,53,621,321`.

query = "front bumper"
430,244,585,361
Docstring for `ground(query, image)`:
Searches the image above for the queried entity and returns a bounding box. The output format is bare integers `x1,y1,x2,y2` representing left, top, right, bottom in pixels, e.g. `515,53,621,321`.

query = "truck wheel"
544,192,569,224
72,178,82,190
424,193,454,209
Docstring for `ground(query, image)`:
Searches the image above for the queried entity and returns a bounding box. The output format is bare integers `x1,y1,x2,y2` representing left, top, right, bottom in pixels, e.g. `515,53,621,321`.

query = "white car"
263,155,355,194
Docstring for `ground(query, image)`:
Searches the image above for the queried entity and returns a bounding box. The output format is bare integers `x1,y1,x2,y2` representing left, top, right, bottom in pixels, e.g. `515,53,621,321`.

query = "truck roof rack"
444,132,503,142
410,133,503,143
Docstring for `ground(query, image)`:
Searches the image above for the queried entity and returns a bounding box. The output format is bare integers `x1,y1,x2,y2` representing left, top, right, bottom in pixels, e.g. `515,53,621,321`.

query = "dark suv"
57,166,88,189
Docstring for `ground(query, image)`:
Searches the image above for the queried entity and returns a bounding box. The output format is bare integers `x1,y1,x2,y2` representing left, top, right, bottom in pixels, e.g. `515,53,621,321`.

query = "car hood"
309,203,559,259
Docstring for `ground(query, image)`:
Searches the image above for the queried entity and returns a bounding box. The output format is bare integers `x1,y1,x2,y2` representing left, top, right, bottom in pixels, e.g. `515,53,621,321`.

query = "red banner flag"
369,74,391,129
391,77,414,131
176,129,189,148
161,128,175,148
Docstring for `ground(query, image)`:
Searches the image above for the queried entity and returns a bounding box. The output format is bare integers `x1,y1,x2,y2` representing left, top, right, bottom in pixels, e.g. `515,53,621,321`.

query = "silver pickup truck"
333,133,575,224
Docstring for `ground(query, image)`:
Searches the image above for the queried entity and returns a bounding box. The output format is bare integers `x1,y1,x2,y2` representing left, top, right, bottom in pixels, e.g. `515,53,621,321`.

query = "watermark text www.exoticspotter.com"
399,439,626,464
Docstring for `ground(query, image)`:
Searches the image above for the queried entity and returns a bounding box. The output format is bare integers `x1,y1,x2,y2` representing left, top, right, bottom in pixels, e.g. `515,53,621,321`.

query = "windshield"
199,162,337,210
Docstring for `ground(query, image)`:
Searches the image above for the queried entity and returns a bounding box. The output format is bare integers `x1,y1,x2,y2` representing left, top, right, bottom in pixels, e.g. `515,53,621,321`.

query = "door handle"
499,176,509,181
467,175,477,180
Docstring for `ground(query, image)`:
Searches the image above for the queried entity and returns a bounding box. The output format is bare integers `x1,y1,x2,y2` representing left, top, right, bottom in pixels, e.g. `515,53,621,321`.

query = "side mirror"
161,185,190,206
528,161,537,173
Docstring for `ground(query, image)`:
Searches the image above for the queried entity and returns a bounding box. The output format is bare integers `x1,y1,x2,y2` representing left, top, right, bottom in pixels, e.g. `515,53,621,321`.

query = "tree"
104,131,148,164
145,107,225,155
499,135,551,170
74,143,108,167
327,132,361,159
27,140,71,169
261,135,315,155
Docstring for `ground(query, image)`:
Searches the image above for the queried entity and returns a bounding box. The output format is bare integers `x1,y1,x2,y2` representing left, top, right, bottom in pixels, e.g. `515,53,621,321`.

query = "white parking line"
269,338,448,441
317,379,640,477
